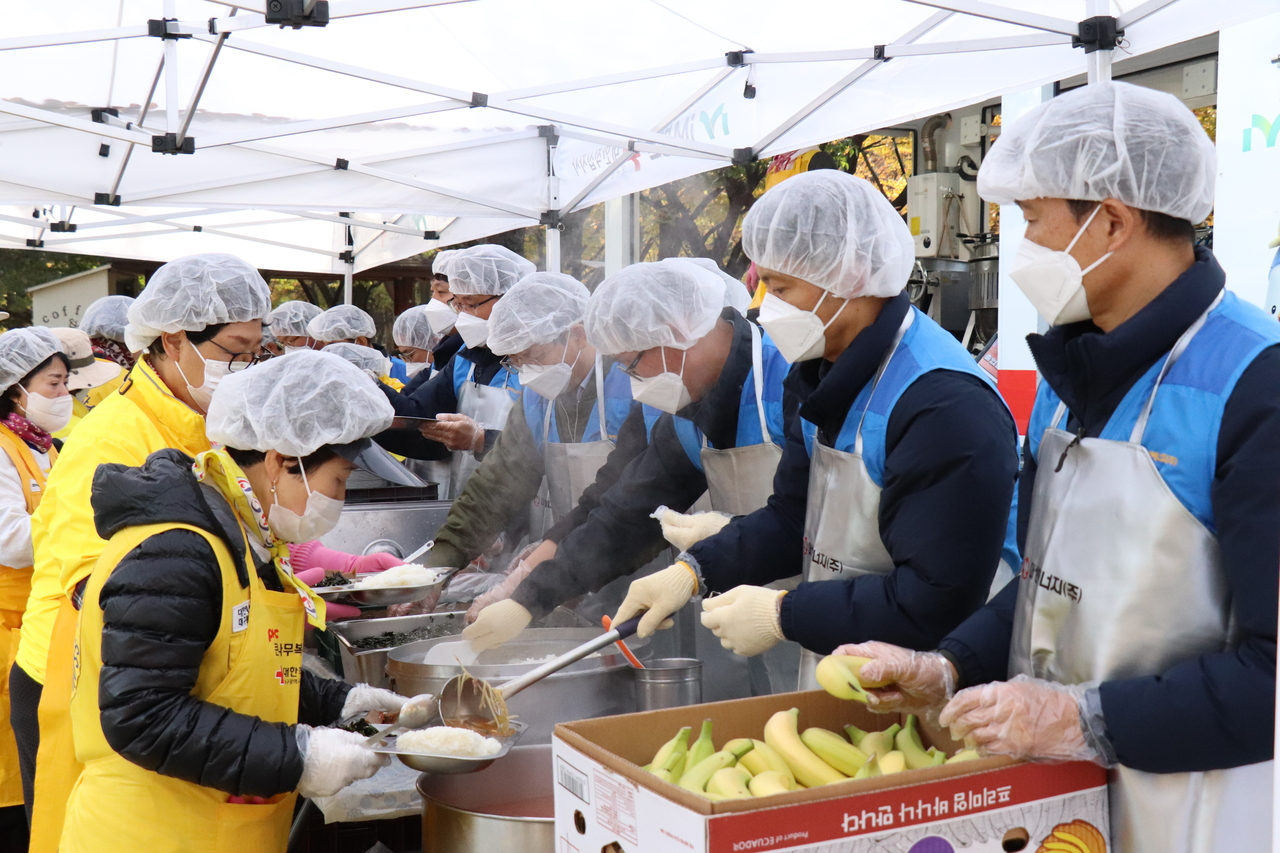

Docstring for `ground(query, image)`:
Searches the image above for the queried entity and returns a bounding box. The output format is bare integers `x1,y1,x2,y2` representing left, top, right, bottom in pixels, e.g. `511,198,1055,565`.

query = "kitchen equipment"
417,744,554,853
319,497,451,561
633,657,703,710
386,627,652,743
437,617,642,729
362,693,443,747
314,579,441,607
375,720,528,774
328,612,466,687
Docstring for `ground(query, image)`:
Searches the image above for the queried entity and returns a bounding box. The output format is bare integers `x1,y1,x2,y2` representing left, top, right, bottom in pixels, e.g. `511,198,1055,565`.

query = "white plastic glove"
612,562,697,639
700,586,785,657
832,641,957,714
462,600,533,651
467,560,538,623
652,506,734,551
421,412,484,452
295,725,388,798
939,675,1104,764
341,684,407,719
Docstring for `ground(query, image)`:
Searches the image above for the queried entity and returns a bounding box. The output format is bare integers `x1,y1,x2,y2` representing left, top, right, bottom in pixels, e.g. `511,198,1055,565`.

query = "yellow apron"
61,521,307,853
0,424,54,808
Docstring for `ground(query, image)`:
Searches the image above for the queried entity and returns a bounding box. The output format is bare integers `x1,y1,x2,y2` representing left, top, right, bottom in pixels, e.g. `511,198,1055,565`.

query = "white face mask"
423,299,457,335
1010,204,1113,327
175,343,233,413
453,312,490,348
629,349,693,415
757,290,848,364
282,345,309,355
403,360,430,378
520,341,577,401
21,389,73,434
267,462,345,543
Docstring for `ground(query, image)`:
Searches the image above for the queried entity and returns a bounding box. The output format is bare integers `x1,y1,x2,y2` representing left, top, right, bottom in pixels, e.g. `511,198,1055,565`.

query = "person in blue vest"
839,83,1279,853
611,170,1019,694
374,245,532,498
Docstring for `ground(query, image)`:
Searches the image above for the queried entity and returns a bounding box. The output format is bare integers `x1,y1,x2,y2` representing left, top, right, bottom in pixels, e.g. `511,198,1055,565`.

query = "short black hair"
225,445,340,479
431,274,448,284
0,353,73,419
1066,199,1195,245
147,323,229,357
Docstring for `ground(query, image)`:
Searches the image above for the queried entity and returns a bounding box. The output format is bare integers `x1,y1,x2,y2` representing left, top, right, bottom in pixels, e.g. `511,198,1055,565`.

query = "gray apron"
530,357,615,539
1009,293,1271,853
448,360,517,500
796,312,913,690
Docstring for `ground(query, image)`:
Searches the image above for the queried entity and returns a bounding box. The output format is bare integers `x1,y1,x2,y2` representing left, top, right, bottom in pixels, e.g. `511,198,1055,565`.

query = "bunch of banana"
679,739,756,795
813,654,890,703
1035,820,1106,853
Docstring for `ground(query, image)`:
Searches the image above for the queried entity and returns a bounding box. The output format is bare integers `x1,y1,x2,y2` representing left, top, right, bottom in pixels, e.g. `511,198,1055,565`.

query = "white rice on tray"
396,727,501,757
352,564,439,589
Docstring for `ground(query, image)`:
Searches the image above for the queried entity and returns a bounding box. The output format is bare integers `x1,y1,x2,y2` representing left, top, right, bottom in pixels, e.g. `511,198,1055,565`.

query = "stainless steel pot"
386,628,649,744
418,744,554,853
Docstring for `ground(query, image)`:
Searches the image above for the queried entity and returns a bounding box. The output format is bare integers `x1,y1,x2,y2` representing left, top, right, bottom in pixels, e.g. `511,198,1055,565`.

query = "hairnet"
206,349,394,456
269,301,322,338
322,342,390,376
447,245,536,296
306,304,377,342
432,248,458,281
670,258,751,313
79,295,134,343
742,170,914,299
392,305,442,351
487,273,590,356
977,82,1216,223
125,254,272,353
0,327,62,393
586,259,725,354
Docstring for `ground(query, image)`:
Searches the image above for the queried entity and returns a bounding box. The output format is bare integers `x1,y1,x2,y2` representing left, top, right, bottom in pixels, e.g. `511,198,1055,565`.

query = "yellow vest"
62,520,304,853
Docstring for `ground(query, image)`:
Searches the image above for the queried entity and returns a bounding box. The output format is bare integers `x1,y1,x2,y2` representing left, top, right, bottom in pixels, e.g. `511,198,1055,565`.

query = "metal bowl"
313,581,438,607
372,720,527,774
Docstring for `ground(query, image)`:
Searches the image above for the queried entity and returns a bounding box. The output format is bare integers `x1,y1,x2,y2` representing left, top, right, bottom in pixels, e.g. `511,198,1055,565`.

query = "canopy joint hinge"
334,158,349,170
725,49,754,67
147,19,191,40
471,92,489,108
339,250,355,264
264,0,330,29
423,230,440,240
540,210,562,228
152,133,196,154
732,147,754,166
192,225,202,232
538,125,560,146
26,239,44,248
873,44,891,61
1074,16,1122,53
94,193,122,206
50,222,76,233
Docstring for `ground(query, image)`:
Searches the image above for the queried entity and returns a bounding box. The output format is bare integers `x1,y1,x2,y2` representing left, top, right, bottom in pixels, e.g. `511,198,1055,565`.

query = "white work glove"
467,560,538,623
832,641,957,714
341,684,407,719
462,600,532,651
700,586,786,657
652,506,734,551
295,725,388,798
939,675,1106,764
612,562,698,639
420,412,485,453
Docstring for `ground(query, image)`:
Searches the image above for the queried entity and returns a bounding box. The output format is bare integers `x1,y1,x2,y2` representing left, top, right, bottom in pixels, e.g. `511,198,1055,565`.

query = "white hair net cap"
306,305,377,343
125,254,271,353
978,82,1216,223
432,248,459,281
743,170,914,299
0,327,62,393
79,295,134,343
392,305,442,351
322,342,390,377
206,349,394,456
586,259,725,355
447,245,537,296
670,258,751,313
488,273,590,356
269,301,322,338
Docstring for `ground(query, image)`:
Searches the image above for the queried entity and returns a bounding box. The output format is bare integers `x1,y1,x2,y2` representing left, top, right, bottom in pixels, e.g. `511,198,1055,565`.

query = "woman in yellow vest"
77,294,135,409
63,348,424,853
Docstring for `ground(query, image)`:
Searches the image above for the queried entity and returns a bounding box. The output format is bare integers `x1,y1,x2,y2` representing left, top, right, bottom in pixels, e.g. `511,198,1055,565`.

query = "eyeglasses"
206,338,261,372
619,350,647,380
448,295,498,315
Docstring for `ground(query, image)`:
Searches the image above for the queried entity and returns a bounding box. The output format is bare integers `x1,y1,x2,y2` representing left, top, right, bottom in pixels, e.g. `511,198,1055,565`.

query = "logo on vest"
1148,450,1178,466
1020,559,1082,602
803,537,849,575
271,627,303,686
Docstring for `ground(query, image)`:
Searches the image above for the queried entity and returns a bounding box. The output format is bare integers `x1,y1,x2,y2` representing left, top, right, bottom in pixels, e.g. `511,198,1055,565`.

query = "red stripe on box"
999,369,1038,434
707,761,1105,853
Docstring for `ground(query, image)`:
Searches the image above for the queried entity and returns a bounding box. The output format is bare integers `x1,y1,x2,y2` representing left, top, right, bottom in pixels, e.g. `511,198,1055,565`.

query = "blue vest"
451,345,521,402
672,329,790,471
389,356,409,383
525,362,635,452
1027,290,1280,534
800,307,1020,568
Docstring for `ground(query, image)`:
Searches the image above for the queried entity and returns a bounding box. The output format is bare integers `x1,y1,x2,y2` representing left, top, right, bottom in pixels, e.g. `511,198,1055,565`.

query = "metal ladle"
362,692,441,747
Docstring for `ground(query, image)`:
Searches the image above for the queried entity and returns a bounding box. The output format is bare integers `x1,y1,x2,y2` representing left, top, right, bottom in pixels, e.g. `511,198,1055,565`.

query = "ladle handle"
498,615,644,701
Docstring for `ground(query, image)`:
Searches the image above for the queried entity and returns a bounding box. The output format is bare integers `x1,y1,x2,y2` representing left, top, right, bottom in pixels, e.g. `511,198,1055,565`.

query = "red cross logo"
276,669,285,684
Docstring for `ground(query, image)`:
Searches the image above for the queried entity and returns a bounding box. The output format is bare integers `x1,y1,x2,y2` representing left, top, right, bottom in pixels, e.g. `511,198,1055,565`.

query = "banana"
857,724,900,760
651,748,687,783
739,739,794,785
649,727,692,775
929,749,947,767
1052,830,1094,853
686,720,716,771
1041,843,1085,853
747,770,796,797
813,655,888,702
706,766,753,799
799,727,868,776
894,715,935,770
679,740,755,794
853,755,881,780
879,750,907,774
946,748,981,764
763,708,846,788
843,723,869,746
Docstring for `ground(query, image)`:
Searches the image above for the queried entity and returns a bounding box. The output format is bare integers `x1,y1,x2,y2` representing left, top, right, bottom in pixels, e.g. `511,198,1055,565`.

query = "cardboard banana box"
552,689,1108,853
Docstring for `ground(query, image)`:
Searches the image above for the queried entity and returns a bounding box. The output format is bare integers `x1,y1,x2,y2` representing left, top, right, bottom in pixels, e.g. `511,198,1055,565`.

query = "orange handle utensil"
602,615,645,669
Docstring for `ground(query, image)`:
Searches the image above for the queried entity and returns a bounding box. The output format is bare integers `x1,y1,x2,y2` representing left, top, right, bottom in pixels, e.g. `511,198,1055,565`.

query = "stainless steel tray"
372,720,527,774
327,612,466,687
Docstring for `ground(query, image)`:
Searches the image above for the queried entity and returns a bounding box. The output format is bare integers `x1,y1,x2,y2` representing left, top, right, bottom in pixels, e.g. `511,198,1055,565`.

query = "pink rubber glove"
290,541,405,577
324,601,364,621
938,675,1100,763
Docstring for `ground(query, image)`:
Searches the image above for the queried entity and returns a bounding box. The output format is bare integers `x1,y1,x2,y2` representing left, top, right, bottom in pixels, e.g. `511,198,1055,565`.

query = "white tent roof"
1,0,1272,275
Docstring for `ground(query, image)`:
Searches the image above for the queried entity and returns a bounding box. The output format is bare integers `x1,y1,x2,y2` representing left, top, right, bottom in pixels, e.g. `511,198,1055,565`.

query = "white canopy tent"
0,0,1272,293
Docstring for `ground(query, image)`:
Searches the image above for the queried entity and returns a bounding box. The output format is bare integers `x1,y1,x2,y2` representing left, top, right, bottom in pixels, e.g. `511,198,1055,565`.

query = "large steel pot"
386,628,649,744
418,744,554,853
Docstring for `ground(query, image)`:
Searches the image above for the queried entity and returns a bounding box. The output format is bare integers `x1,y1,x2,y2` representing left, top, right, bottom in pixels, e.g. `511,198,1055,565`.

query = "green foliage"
0,249,110,330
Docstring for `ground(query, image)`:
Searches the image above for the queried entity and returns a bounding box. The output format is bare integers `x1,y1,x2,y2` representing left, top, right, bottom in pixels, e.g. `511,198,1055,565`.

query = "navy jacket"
939,247,1280,773
376,345,507,460
687,292,1018,655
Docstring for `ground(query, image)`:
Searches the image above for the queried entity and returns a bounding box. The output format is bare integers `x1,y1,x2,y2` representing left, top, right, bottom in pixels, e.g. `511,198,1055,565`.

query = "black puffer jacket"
88,448,353,798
